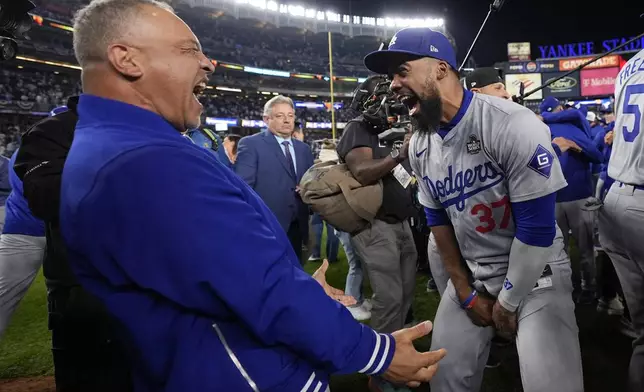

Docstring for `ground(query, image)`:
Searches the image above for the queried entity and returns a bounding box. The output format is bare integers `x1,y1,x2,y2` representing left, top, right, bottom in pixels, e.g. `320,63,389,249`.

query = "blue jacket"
185,128,232,169
60,95,392,392
594,128,615,198
589,123,605,174
3,150,45,236
0,155,10,206
543,111,602,202
235,130,314,236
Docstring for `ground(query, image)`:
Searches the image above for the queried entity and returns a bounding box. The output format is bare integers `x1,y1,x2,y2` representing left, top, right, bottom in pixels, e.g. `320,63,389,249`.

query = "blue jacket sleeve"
542,110,592,138
89,146,394,376
564,130,603,164
234,137,258,189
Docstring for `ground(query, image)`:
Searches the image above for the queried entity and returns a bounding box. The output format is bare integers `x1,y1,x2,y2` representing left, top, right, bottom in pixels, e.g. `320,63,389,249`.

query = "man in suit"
236,95,314,262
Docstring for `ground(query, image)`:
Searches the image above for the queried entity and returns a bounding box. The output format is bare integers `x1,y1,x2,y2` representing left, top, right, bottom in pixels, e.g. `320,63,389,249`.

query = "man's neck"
440,82,465,124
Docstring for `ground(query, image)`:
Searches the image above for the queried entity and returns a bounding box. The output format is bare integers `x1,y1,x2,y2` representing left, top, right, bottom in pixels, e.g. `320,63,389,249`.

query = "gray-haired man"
235,96,315,261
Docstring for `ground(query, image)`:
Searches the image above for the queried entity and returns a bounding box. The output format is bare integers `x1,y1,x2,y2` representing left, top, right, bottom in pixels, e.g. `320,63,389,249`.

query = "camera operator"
336,75,418,391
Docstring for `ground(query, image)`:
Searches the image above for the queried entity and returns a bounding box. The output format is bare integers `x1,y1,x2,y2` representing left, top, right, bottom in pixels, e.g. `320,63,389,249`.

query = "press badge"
392,164,412,188
533,277,553,291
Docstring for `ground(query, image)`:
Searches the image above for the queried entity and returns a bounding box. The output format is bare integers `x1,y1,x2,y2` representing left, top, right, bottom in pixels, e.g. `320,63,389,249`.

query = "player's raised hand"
492,300,518,340
465,294,495,327
383,321,447,387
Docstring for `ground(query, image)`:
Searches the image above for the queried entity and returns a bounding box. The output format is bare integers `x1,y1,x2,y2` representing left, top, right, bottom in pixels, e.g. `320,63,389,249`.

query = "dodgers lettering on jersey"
410,94,568,295
423,162,504,212
609,48,644,185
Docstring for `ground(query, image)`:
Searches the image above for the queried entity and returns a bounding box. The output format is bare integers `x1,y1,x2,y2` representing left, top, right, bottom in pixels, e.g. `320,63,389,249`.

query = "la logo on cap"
389,35,397,46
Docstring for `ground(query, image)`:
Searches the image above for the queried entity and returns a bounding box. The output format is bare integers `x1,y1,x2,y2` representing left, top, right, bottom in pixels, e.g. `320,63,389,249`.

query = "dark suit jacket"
235,130,314,237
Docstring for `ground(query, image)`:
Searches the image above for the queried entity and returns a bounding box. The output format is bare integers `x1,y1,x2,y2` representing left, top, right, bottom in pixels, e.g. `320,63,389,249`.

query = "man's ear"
107,44,143,79
470,87,481,94
435,61,450,81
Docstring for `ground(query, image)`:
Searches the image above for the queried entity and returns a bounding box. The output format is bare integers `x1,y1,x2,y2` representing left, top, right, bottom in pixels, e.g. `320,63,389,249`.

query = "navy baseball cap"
364,27,458,75
540,96,561,113
465,67,503,90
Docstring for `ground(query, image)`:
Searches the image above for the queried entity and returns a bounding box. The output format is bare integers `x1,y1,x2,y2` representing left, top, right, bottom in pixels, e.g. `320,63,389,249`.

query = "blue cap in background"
49,106,69,117
364,27,457,74
539,96,561,114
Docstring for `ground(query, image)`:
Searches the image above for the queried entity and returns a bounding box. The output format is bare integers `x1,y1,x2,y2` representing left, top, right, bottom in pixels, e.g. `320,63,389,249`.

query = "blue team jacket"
2,150,45,236
185,128,233,169
59,95,393,392
594,127,615,198
543,110,603,202
589,124,605,174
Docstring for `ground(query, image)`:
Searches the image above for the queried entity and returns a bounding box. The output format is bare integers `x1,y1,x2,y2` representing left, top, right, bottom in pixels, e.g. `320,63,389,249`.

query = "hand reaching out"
312,259,357,306
383,321,447,387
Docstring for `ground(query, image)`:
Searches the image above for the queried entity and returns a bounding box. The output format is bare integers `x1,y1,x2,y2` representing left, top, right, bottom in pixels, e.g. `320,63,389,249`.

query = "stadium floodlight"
288,5,305,17
266,0,278,11
248,0,266,9
216,86,242,92
316,11,325,20
385,17,396,27
305,8,316,18
325,11,340,22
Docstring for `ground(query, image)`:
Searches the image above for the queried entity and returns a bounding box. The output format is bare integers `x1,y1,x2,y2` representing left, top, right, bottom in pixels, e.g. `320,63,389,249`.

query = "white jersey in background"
609,48,644,184
409,93,568,295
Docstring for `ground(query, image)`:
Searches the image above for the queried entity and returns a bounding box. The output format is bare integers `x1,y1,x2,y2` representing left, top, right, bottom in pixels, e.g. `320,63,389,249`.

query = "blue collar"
76,94,180,137
437,89,473,139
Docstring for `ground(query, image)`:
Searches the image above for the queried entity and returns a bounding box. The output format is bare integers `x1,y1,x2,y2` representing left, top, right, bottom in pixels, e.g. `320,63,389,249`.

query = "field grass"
0,232,635,391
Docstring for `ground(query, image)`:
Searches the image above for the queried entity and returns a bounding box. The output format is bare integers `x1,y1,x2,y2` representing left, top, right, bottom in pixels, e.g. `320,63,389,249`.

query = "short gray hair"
263,95,295,117
73,0,174,66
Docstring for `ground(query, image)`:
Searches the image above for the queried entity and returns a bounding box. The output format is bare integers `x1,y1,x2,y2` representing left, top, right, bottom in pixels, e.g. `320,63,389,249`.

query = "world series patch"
466,135,481,155
527,144,554,178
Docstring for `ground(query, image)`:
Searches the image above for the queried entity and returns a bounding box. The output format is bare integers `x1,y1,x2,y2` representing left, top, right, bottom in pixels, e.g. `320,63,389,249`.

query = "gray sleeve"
489,110,567,202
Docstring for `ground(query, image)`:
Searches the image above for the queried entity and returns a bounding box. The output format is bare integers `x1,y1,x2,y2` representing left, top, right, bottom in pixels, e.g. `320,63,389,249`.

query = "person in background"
337,75,419,392
0,149,46,338
15,96,134,391
588,111,605,187
58,1,446,390
0,156,10,232
236,95,315,262
464,67,511,100
540,96,603,304
309,140,340,264
185,127,232,168
293,122,304,142
222,134,241,165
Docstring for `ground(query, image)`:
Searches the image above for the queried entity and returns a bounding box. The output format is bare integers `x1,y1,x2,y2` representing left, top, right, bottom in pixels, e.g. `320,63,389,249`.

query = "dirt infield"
0,376,55,392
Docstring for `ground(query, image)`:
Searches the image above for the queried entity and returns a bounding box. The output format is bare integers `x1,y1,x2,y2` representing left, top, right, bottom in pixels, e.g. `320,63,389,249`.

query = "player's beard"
413,82,443,134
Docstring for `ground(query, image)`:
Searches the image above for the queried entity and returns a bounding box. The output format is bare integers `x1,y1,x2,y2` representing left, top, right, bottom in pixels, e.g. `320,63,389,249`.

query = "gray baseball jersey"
409,92,568,295
608,48,644,185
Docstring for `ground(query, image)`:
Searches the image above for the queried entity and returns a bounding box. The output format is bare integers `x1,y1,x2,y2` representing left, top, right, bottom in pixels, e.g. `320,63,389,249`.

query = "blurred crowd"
28,0,378,76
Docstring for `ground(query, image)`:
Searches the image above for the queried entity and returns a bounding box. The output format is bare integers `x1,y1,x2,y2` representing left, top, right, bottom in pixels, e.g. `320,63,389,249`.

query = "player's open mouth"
193,81,207,102
400,95,420,116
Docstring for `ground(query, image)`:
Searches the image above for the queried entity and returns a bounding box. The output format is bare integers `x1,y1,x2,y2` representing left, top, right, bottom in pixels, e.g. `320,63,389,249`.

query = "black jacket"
14,96,113,329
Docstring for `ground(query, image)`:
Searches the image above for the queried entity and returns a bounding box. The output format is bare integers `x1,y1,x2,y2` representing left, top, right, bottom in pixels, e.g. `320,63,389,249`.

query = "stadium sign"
538,36,644,59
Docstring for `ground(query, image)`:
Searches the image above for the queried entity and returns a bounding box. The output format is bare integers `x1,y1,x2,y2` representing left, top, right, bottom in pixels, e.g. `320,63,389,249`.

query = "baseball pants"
428,232,448,297
351,219,417,333
429,262,583,392
0,234,46,338
599,183,644,392
556,199,596,291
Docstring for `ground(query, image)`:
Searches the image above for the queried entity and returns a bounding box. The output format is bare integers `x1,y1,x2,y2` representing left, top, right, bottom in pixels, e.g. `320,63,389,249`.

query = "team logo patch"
527,144,554,178
466,135,481,155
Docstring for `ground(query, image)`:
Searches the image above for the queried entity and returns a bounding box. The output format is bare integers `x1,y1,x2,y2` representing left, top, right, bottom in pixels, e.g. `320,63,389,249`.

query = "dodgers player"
364,27,583,391
599,48,644,392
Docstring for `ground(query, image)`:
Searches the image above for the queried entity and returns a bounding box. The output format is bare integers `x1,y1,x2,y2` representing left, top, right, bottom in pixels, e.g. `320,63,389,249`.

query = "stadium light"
235,0,444,28
216,86,242,92
288,5,305,17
